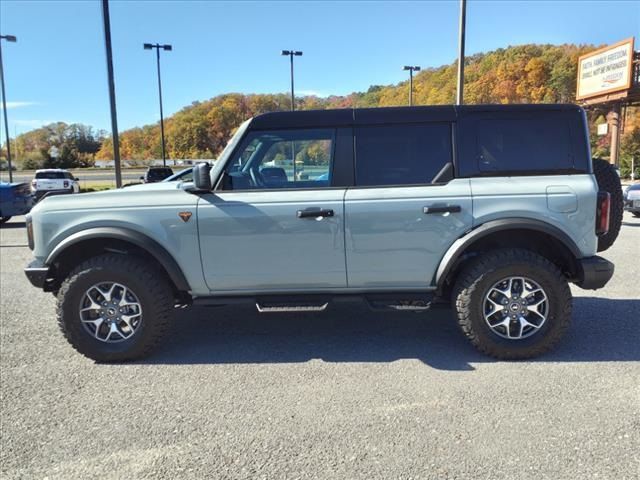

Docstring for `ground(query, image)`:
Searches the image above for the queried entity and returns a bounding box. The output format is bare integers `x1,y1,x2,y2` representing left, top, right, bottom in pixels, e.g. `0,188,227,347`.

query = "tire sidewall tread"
56,254,173,362
453,248,572,360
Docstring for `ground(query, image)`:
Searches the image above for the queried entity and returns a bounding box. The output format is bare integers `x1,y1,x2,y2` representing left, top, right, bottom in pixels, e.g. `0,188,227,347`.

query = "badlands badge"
178,211,192,223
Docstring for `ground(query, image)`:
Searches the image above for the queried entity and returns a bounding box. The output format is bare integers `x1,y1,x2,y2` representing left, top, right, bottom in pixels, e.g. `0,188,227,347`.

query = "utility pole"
281,50,302,111
144,43,172,166
101,0,122,187
456,0,467,105
403,66,421,106
0,34,17,182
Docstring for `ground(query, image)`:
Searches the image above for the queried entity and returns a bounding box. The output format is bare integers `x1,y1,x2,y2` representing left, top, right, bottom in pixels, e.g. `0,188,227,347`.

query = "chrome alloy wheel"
483,276,548,340
79,282,143,343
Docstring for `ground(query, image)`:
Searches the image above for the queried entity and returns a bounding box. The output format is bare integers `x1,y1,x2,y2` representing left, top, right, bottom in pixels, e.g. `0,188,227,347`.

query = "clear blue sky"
1,0,638,136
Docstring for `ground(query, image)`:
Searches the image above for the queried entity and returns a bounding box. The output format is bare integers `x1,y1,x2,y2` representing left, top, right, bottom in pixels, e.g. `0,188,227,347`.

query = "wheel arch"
435,218,582,297
46,227,191,295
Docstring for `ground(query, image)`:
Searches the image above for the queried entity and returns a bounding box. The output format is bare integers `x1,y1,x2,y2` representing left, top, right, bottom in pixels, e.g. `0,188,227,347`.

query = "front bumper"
24,259,50,289
576,256,614,290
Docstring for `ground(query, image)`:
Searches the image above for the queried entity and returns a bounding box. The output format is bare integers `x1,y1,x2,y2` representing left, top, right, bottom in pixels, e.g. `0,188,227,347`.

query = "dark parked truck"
0,181,33,223
24,105,622,362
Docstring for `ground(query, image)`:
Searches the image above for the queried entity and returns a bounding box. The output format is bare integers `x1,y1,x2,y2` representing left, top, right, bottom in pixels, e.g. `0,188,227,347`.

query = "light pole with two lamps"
403,65,421,106
144,42,172,166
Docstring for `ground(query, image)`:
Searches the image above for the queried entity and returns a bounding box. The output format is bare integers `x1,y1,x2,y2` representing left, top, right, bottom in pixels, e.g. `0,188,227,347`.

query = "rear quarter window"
476,117,573,173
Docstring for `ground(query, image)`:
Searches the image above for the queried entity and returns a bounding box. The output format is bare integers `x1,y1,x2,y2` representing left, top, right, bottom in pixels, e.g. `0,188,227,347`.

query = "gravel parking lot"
1,214,638,479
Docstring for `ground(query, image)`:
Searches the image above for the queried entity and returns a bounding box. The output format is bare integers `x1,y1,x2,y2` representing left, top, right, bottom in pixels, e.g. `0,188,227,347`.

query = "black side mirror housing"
193,162,213,191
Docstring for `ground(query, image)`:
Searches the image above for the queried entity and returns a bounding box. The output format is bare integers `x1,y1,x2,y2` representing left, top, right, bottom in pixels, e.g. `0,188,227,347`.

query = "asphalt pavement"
1,214,638,479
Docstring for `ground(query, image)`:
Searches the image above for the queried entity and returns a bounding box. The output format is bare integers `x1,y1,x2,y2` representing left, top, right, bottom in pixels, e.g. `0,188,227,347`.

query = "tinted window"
36,171,65,179
224,129,334,190
355,123,452,186
476,117,572,172
147,168,173,181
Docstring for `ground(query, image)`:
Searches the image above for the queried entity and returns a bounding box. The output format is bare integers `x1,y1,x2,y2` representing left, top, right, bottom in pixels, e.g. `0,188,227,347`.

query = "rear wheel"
453,249,572,359
56,253,173,362
593,158,623,252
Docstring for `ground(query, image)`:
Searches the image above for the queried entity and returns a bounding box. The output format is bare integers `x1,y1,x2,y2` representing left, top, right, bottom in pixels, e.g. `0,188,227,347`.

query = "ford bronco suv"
24,105,621,362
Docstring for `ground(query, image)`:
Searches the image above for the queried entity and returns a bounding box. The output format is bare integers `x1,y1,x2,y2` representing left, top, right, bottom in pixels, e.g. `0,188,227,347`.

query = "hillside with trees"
3,43,638,176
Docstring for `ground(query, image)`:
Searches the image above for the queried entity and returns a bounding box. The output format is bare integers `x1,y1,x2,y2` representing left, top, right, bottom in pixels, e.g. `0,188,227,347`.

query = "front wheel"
453,248,572,359
56,253,174,362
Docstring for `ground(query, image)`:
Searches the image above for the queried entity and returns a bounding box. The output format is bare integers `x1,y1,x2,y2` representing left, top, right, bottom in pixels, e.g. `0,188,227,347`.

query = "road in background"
1,214,638,479
0,169,147,185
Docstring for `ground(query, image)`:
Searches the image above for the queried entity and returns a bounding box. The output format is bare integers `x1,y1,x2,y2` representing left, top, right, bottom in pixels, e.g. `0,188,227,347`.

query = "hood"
31,181,197,215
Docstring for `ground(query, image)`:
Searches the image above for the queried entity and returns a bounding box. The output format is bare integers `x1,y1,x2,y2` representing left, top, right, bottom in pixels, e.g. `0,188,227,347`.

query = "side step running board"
256,302,329,313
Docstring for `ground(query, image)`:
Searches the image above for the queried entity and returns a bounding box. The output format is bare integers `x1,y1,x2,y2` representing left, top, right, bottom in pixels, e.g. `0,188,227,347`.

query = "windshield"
219,120,251,165
209,119,252,184
164,168,193,182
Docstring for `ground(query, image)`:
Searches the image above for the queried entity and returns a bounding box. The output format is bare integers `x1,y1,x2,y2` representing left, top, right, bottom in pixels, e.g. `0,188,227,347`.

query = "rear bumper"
24,259,50,289
575,256,614,290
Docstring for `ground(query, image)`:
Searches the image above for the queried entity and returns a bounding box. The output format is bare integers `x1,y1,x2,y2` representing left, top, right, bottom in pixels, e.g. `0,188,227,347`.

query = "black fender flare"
46,227,191,292
434,218,582,289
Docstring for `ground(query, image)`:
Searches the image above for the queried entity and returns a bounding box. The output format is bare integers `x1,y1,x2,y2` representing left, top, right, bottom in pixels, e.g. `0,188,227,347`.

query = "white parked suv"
31,169,80,200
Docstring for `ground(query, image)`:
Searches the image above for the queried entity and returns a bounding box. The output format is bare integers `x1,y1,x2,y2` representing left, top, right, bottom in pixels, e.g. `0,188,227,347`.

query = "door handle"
423,205,462,214
297,208,334,219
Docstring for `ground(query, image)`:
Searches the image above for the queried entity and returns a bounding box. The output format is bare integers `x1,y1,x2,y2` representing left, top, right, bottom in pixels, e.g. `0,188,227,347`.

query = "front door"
198,127,348,293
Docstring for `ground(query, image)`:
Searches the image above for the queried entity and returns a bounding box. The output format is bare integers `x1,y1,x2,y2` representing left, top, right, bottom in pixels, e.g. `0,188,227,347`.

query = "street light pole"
456,0,467,105
0,34,17,182
144,42,172,167
403,66,421,106
101,0,122,188
281,50,302,111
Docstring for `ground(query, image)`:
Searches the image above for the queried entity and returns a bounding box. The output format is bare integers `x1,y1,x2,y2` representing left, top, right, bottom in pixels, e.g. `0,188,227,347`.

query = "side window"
223,129,334,190
476,117,572,173
354,123,452,187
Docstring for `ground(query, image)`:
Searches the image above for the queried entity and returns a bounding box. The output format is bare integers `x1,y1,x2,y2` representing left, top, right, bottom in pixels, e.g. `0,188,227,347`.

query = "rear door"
344,121,473,289
198,127,352,293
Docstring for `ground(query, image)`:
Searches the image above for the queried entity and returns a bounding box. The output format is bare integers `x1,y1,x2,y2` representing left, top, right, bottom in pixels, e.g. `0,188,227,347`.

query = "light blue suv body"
24,105,615,361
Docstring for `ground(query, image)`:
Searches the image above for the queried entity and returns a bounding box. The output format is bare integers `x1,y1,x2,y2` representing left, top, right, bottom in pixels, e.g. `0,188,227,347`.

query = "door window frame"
215,126,354,192
350,121,457,190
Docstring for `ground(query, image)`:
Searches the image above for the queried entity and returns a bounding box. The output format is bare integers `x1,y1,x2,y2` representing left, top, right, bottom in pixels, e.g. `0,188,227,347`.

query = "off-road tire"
453,248,572,360
56,253,173,362
593,158,623,252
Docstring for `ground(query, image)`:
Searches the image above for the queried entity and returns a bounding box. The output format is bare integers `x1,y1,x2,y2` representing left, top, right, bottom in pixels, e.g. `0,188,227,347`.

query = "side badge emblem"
178,211,192,223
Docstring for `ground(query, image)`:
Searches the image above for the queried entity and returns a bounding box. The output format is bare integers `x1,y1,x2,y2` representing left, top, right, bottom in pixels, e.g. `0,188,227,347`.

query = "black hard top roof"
249,104,583,130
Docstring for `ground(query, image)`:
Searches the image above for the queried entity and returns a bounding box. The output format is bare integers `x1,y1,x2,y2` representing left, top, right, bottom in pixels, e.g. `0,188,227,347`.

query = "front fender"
46,227,191,292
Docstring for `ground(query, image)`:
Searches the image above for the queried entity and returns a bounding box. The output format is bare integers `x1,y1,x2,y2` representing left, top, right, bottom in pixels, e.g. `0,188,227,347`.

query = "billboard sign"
576,38,634,101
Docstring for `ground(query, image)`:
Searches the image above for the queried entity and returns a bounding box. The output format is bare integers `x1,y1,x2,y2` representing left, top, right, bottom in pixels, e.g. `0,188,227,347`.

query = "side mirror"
74,177,80,181
193,162,213,191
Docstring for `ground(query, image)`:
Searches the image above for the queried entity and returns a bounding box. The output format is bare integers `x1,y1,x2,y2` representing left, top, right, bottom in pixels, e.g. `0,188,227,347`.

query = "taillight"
596,191,610,236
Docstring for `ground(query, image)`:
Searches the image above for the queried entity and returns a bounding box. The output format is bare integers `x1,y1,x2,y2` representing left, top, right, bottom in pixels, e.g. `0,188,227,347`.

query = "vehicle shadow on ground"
143,297,640,370
0,221,26,229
